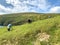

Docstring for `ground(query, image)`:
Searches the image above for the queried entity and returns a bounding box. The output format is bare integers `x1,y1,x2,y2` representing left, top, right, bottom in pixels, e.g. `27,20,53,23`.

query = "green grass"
0,13,60,26
0,15,60,45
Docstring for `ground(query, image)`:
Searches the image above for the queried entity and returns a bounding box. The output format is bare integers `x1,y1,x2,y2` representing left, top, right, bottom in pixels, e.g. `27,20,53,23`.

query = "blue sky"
0,0,60,14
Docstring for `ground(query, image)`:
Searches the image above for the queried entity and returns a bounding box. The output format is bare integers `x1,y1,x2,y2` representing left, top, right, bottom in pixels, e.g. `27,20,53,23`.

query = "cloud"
49,6,60,13
0,0,51,14
23,0,50,10
6,0,50,10
0,4,12,14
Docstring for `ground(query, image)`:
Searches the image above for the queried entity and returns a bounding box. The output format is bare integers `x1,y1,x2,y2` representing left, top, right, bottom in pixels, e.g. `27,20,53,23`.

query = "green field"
0,13,60,45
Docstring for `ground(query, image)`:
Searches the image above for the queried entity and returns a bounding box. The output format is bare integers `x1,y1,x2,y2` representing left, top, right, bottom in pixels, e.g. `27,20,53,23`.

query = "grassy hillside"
0,13,60,26
0,15,60,45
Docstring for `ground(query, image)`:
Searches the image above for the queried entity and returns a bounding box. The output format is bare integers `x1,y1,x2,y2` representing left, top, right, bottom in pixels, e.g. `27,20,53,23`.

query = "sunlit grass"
0,16,60,45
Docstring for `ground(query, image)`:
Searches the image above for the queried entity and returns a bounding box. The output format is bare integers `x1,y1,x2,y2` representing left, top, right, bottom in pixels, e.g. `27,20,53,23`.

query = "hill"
0,13,60,26
0,15,60,45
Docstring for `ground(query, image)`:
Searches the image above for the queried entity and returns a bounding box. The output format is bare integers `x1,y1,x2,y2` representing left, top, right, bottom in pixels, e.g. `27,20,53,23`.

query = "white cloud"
0,12,6,15
23,0,50,10
6,0,21,6
0,0,51,14
49,6,60,13
0,4,12,13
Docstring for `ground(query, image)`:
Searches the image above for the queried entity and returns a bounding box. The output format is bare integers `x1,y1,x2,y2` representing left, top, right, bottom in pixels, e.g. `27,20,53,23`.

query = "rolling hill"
0,14,60,45
0,13,60,26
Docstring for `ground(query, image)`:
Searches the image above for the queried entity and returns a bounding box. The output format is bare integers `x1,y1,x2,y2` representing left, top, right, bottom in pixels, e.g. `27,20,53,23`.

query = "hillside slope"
0,13,60,26
0,16,60,45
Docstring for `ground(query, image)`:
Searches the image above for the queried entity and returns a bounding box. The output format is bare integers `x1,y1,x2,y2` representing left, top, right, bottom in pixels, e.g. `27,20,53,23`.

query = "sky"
0,0,60,14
